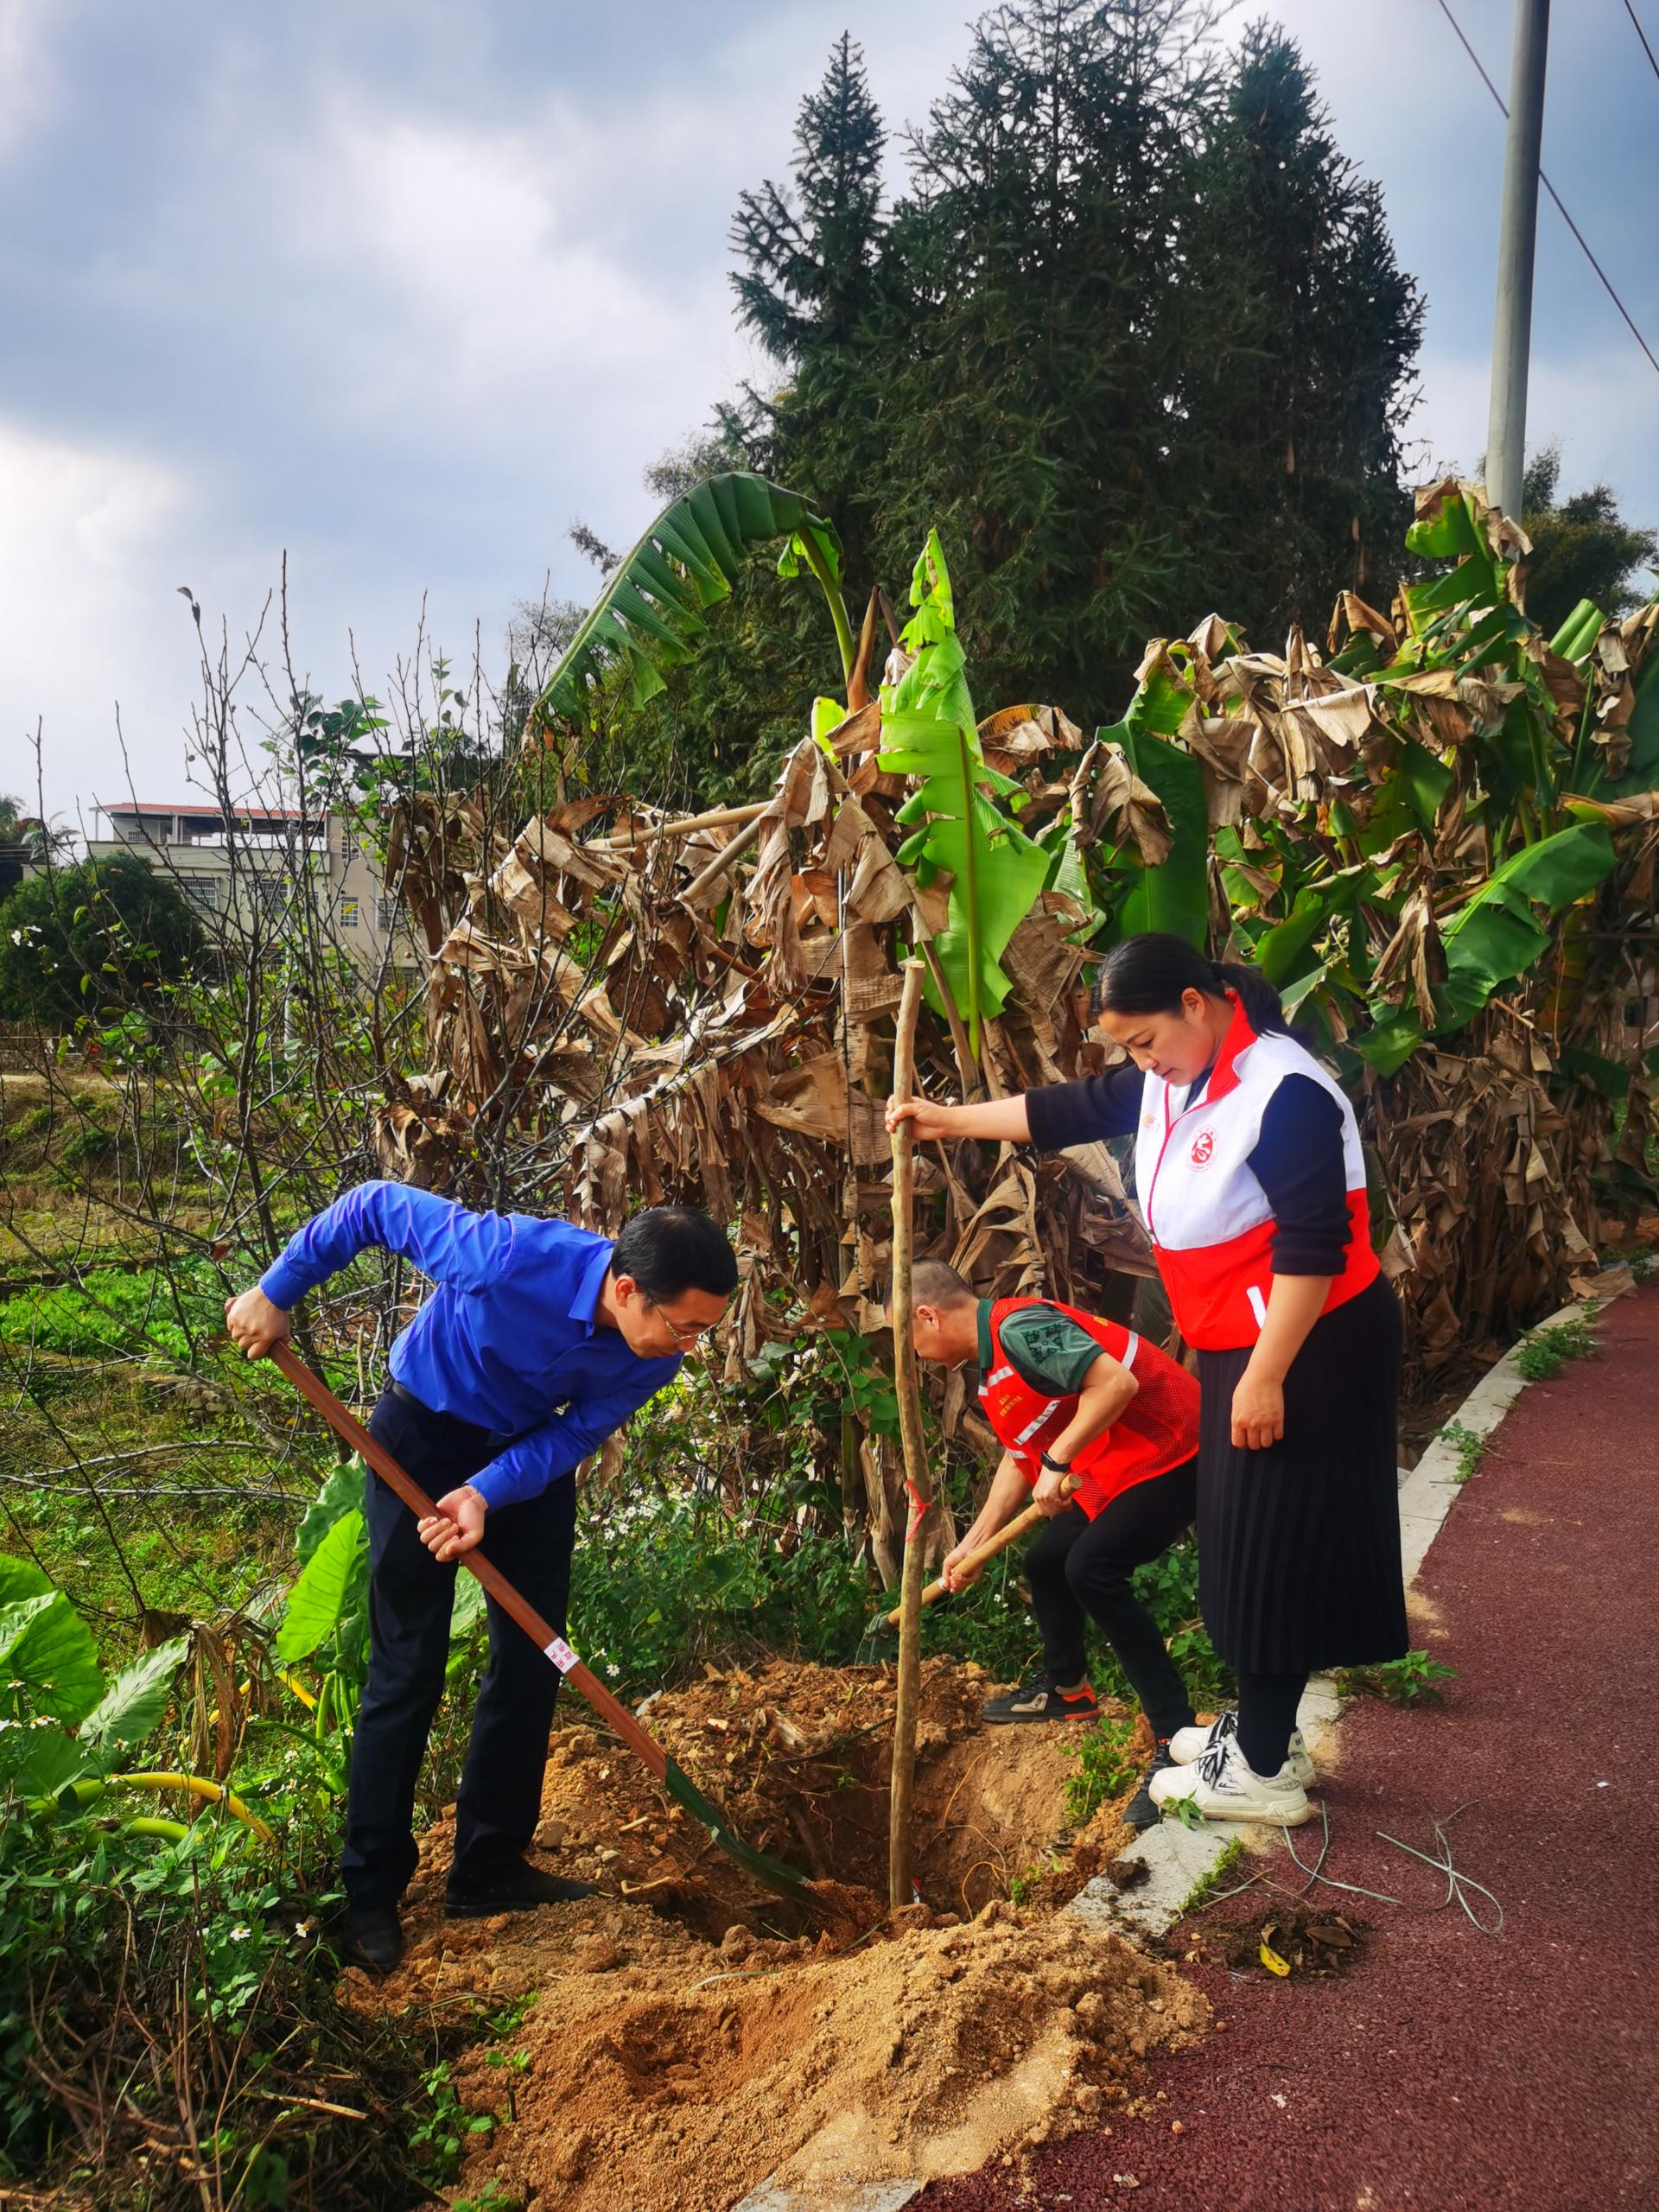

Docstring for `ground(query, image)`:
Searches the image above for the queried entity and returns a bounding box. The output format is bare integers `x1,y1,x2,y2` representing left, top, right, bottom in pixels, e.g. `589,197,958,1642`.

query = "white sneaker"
1147,1731,1314,1827
1168,1709,1315,1787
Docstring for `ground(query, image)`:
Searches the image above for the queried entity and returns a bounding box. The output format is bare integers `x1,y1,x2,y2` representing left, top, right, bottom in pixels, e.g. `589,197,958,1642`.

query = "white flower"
607,1663,620,1678
294,1921,310,1938
229,1924,251,1942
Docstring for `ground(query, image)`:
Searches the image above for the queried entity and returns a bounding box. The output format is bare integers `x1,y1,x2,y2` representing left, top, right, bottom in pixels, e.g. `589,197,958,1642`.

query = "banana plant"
1077,480,1645,1081
537,473,853,725
876,532,1052,1052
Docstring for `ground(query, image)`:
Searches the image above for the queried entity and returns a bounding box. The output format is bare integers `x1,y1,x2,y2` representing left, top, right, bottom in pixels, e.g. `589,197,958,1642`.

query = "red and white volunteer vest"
1132,995,1379,1352
978,1296,1200,1519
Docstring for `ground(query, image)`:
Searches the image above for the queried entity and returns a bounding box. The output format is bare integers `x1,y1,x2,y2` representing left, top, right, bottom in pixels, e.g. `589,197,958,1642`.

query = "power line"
1435,0,1659,382
1620,0,1659,87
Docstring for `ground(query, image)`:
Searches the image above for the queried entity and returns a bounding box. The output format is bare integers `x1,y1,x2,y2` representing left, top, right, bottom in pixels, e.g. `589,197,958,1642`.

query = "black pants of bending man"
1022,1454,1199,1743
342,1389,578,1913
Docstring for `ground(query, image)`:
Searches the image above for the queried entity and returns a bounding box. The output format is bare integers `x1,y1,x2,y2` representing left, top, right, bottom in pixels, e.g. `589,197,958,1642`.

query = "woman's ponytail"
1209,959,1290,1037
1094,932,1290,1035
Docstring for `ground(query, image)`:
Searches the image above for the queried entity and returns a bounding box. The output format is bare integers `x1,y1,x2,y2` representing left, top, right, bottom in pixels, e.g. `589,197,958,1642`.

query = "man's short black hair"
612,1206,738,1303
909,1259,976,1309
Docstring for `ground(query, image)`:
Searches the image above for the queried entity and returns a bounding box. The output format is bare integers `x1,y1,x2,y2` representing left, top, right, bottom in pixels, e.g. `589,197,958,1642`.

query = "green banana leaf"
878,532,1051,1052
1608,645,1659,797
276,1508,367,1664
1439,821,1616,1024
539,474,850,723
1091,656,1210,950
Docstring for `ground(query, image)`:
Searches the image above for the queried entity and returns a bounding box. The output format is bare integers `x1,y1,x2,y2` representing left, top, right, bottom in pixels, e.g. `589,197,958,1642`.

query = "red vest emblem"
1189,1128,1215,1166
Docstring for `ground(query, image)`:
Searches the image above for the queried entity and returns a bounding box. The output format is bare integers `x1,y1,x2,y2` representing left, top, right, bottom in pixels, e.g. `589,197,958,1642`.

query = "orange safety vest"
977,1296,1201,1520
1131,995,1380,1351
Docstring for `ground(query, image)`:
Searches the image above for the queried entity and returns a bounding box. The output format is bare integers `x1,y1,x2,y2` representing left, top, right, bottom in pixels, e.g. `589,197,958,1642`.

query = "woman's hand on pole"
884,1094,1033,1144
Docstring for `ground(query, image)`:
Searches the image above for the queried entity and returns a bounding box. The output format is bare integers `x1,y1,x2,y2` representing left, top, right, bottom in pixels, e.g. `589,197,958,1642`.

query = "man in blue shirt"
226,1186,737,1969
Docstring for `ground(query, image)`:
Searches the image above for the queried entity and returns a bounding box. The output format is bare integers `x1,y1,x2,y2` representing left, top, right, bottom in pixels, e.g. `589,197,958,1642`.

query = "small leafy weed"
1063,1713,1137,1826
1334,1650,1457,1707
1440,1420,1489,1484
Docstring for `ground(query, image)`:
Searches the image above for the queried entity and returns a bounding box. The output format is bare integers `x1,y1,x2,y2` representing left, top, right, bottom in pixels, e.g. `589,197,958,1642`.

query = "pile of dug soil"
348,1658,1205,2209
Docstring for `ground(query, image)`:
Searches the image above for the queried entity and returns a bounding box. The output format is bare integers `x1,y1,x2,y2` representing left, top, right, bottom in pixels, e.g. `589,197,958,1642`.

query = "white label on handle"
543,1637,580,1674
1246,1284,1268,1331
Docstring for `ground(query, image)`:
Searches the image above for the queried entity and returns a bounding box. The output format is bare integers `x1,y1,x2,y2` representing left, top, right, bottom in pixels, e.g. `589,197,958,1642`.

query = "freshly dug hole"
352,1659,1203,2209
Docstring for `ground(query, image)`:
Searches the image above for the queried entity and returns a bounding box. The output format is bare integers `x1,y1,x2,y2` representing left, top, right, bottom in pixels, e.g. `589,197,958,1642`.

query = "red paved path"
919,1286,1659,2212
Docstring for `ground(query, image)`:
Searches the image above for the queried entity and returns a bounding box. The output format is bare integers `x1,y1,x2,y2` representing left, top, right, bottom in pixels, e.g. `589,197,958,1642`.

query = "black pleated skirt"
1196,1274,1408,1675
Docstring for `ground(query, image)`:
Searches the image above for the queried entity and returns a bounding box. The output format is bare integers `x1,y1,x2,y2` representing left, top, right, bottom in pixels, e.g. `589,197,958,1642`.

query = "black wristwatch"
1039,1451,1071,1476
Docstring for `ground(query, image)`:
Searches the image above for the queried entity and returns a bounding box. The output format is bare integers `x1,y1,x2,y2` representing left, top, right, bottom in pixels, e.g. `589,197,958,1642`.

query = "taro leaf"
540,474,849,723
0,1726,89,1797
79,1635,192,1758
879,531,1050,1050
0,1589,105,1726
449,1570,487,1643
297,1459,367,1567
276,1509,367,1663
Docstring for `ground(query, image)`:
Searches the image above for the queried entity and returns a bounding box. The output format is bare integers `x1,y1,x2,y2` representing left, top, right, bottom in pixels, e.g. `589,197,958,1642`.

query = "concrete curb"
732,1292,1606,2212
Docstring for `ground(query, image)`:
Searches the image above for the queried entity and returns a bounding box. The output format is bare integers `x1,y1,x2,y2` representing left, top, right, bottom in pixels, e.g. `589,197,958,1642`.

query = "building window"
179,876,220,914
339,825,360,861
374,896,398,932
340,894,359,930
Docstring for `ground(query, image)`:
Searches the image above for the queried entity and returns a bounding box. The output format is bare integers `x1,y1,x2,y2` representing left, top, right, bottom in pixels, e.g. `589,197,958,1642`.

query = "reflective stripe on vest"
1130,995,1380,1352
976,1296,1201,1519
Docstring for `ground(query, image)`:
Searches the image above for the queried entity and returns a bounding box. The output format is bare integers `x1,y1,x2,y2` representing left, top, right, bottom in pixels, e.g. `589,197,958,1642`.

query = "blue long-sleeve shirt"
260,1183,680,1510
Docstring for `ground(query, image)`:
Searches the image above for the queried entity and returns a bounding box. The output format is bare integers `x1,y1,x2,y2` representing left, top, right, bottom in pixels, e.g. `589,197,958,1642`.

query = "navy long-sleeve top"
1026,1063,1351,1276
260,1183,681,1510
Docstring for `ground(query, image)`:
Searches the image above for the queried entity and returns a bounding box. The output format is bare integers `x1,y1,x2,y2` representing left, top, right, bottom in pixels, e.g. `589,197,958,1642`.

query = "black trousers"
340,1389,577,1909
1022,1456,1199,1742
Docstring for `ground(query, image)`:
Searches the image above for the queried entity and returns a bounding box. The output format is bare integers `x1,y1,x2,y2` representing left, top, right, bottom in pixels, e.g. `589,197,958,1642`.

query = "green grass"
1513,1310,1599,1380
1439,1419,1490,1484
1333,1649,1458,1707
1179,1834,1250,1914
1062,1713,1138,1826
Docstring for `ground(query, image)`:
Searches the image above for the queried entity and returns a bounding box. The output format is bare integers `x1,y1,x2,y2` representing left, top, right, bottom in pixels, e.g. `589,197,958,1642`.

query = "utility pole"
1485,0,1551,521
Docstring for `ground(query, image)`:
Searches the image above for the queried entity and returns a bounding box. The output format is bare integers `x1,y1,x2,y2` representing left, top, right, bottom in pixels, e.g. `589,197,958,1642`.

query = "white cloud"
0,419,199,816
0,0,55,157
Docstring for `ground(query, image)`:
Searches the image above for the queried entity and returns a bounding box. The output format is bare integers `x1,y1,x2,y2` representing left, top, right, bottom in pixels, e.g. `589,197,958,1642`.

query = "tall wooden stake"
887,958,933,1909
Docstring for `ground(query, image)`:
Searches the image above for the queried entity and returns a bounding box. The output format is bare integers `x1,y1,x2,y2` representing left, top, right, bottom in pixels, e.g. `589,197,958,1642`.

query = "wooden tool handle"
884,1477,1077,1627
269,1342,668,1781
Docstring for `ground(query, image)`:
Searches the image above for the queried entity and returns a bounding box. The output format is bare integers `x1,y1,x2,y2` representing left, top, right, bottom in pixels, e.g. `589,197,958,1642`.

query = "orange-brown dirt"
344,1660,1208,2209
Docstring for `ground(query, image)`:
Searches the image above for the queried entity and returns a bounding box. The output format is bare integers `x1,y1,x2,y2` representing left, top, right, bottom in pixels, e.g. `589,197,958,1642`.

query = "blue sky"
3,0,1656,823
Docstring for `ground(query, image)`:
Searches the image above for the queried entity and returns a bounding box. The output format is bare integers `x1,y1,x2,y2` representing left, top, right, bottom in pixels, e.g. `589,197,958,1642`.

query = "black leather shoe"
341,1901,404,1971
443,1859,599,1919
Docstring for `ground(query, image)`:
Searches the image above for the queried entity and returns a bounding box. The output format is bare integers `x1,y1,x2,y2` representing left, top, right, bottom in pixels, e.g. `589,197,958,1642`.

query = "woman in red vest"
908,1259,1202,1827
888,933,1408,1827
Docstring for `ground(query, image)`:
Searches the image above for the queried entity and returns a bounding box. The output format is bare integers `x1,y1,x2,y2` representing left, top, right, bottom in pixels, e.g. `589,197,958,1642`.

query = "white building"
85,798,418,981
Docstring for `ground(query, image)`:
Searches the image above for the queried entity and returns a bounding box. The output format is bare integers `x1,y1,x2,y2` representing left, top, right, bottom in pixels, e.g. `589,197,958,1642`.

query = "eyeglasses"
651,1306,716,1347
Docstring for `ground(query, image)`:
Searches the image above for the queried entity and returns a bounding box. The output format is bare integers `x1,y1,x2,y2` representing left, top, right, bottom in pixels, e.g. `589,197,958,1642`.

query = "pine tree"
543,8,1425,804
1185,26,1422,628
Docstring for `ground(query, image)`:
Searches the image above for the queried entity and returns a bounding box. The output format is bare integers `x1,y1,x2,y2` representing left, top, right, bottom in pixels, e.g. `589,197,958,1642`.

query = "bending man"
909,1261,1201,1827
226,1186,736,1968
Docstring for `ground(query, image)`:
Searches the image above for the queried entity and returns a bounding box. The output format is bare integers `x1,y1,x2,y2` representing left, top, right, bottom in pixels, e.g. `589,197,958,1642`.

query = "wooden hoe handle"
270,1343,670,1782
885,1477,1077,1627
